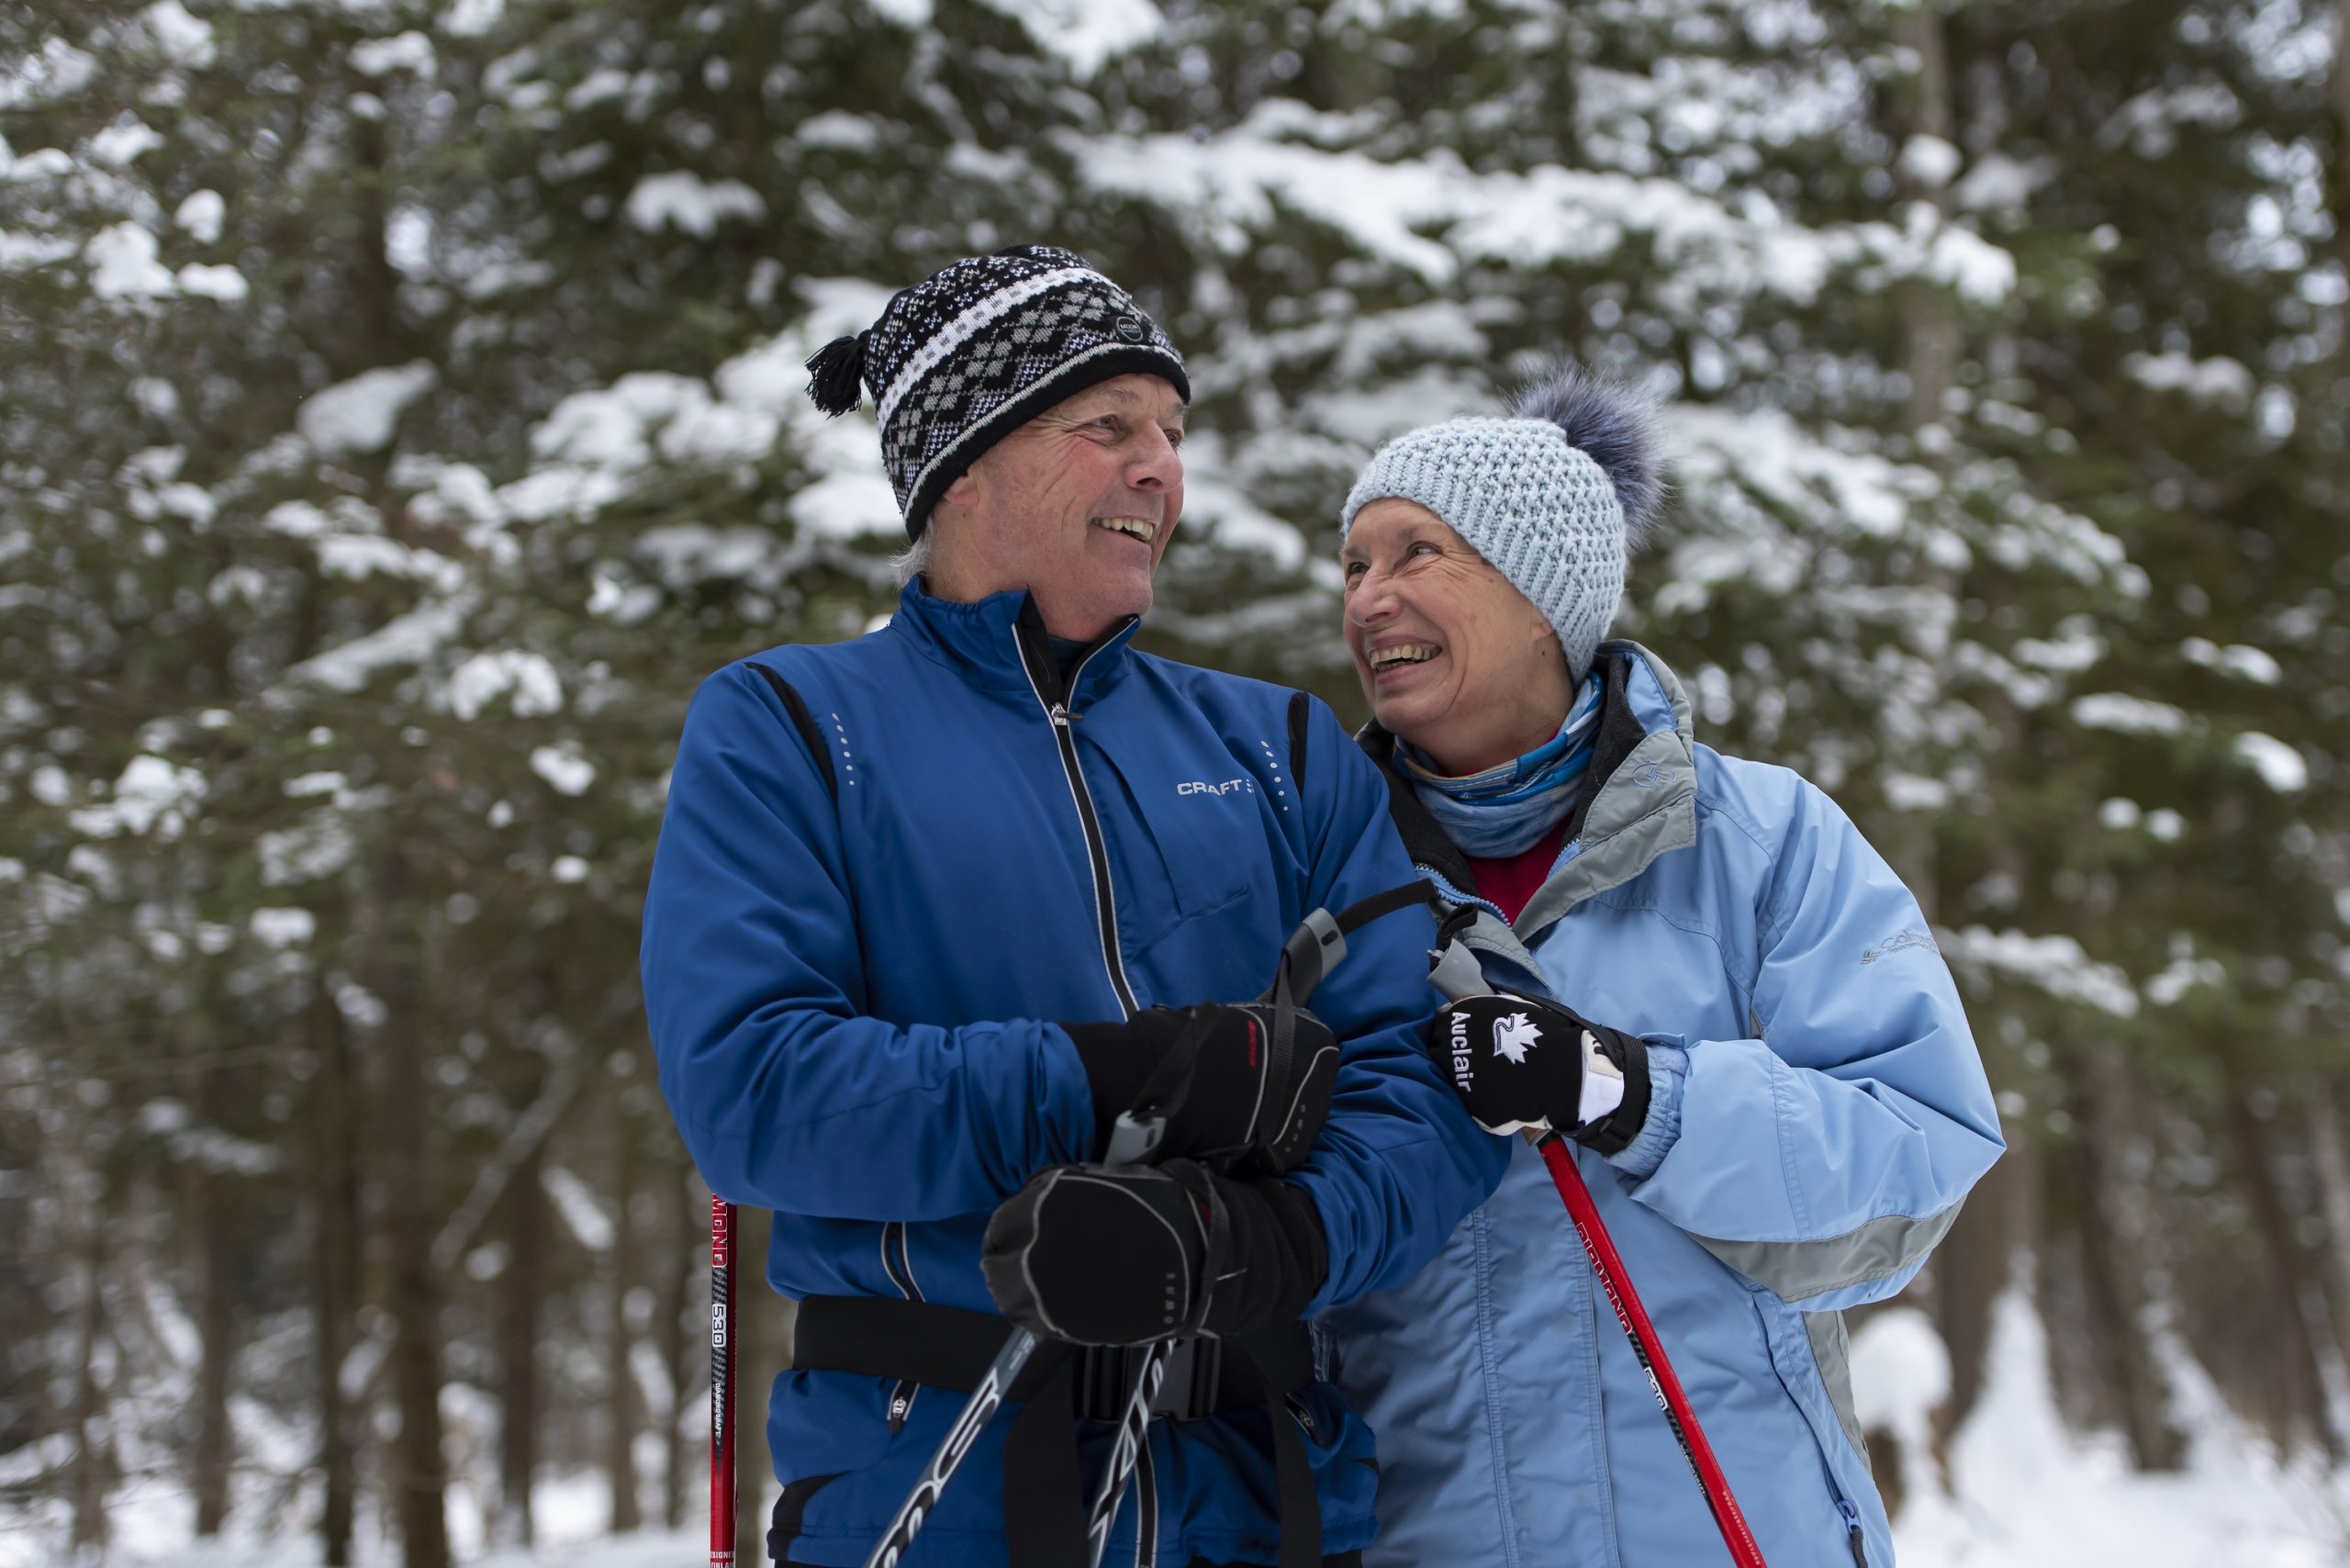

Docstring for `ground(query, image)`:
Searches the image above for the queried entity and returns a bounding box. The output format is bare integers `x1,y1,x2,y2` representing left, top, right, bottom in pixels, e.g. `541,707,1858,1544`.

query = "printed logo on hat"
1114,314,1145,342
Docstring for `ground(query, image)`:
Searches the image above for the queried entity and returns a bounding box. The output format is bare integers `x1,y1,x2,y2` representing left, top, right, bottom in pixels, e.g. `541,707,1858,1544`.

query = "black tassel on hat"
804,330,868,416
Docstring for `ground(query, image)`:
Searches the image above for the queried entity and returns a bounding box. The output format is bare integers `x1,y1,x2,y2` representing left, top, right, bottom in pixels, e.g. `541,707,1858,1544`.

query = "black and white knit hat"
804,246,1190,540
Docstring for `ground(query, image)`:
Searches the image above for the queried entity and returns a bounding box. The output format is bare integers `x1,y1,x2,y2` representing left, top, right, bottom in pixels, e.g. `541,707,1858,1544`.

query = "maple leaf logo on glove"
1491,1012,1542,1065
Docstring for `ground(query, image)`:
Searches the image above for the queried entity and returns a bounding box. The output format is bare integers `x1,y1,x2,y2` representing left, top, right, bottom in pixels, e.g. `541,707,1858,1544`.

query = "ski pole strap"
792,1297,1320,1567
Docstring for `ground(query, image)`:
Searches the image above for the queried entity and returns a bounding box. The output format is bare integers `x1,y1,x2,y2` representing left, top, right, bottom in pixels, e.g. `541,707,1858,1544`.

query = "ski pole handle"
711,1197,738,1568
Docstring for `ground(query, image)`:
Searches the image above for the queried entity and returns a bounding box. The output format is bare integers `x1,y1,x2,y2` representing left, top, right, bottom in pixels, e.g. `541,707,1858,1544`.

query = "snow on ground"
1867,1292,2350,1568
14,1292,2347,1566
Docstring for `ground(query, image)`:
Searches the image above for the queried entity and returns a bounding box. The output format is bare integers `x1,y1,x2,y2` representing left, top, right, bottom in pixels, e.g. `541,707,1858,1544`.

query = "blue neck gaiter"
1399,673,1606,859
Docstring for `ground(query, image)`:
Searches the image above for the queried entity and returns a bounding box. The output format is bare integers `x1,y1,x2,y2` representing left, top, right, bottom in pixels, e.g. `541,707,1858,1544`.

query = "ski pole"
867,882,1435,1568
711,1196,738,1568
1079,880,1438,1566
1534,1133,1768,1568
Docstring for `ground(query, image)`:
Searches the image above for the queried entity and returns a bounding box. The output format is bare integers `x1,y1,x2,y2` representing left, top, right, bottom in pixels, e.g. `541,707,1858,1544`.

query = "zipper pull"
887,1380,917,1433
1839,1499,1865,1566
1049,703,1074,727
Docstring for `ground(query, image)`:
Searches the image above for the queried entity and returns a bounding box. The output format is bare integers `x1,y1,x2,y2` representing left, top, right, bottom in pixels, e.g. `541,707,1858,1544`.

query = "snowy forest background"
5,0,2348,1562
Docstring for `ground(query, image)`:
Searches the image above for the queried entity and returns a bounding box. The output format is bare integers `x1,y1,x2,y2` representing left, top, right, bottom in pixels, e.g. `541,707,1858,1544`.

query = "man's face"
928,374,1187,642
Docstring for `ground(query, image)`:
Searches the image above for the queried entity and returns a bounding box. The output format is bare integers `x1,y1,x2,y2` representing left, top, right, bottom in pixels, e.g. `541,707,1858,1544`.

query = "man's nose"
1124,427,1181,491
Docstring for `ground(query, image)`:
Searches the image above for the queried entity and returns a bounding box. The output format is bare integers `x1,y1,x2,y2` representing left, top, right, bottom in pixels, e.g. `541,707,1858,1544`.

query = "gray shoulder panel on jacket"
1692,1198,1964,1304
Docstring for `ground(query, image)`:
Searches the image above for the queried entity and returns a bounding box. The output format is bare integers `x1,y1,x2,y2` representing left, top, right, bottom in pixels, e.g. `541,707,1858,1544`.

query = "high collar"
886,577,1142,705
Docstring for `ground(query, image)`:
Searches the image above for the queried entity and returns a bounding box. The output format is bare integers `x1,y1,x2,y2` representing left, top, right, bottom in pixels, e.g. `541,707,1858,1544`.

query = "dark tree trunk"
496,1143,546,1549
69,1209,113,1554
608,1094,643,1533
313,981,363,1568
378,847,451,1568
2307,1079,2350,1377
1890,0,1962,433
2221,1072,2344,1461
660,1163,693,1530
2330,0,2350,286
2068,1045,2186,1471
192,1055,241,1538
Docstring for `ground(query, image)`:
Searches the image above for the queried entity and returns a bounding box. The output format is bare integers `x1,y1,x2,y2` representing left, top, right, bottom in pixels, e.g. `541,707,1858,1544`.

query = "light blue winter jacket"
1326,643,2004,1568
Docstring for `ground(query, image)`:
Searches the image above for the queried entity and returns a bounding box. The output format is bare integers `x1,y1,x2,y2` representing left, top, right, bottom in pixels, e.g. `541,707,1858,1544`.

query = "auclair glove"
1431,993,1651,1152
1065,1002,1338,1174
980,1159,1329,1347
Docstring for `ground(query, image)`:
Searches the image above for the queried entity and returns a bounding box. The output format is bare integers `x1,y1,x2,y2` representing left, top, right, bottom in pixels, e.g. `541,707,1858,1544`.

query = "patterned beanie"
803,245,1190,540
1339,367,1664,686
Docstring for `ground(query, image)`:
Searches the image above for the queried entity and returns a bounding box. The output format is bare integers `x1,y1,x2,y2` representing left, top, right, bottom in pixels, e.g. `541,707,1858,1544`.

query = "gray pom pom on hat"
1340,366,1663,685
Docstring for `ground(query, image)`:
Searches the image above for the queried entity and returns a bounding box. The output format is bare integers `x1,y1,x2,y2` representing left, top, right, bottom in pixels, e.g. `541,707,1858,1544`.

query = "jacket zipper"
1014,629,1139,1020
880,1222,922,1432
1840,1498,1866,1566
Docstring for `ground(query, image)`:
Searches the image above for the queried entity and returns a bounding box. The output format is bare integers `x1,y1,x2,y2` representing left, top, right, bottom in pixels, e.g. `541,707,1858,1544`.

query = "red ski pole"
1535,1133,1768,1568
711,1196,738,1568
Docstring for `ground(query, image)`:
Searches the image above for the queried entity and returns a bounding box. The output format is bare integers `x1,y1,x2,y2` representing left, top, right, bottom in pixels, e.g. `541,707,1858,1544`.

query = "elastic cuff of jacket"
1257,1176,1332,1326
1602,1047,1684,1181
1063,1018,1160,1159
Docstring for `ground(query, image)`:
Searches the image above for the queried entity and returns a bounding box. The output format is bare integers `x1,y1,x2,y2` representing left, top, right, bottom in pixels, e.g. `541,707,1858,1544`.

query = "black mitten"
980,1160,1328,1346
1065,1002,1338,1174
1430,993,1651,1153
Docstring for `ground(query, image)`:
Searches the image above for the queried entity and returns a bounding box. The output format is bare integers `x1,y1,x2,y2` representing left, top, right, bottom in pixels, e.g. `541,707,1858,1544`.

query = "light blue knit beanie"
1340,366,1664,686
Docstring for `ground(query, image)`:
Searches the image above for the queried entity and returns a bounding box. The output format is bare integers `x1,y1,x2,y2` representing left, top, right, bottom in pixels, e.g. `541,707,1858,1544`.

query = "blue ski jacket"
1326,643,2003,1568
642,579,1505,1567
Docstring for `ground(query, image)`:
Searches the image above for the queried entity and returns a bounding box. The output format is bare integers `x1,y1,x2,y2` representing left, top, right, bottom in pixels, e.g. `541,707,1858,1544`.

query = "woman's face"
1340,498,1576,777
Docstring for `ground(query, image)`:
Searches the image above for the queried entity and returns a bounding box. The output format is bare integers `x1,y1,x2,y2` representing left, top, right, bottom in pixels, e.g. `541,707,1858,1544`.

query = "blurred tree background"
2,0,2345,1562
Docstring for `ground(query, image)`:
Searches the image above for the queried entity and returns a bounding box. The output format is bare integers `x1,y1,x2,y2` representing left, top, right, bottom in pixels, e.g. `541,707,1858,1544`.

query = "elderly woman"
1323,371,2004,1568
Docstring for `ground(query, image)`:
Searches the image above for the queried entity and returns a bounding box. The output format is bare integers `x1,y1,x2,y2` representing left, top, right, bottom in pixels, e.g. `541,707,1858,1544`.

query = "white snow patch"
446,650,564,721
1896,1289,2350,1568
2146,807,2186,842
85,223,177,298
2232,732,2307,792
138,1,218,69
71,756,205,839
2098,798,2143,831
441,0,506,37
862,0,933,23
624,171,766,237
1950,153,2051,214
1897,135,1962,189
2071,692,2191,736
249,907,316,947
173,188,224,242
552,854,589,883
2180,636,2280,684
2126,352,2255,409
798,110,882,150
974,0,1166,76
1942,924,2140,1017
174,263,246,301
283,593,473,693
259,816,357,887
530,743,596,796
542,1163,613,1251
297,362,438,454
350,30,434,77
1882,772,1951,812
88,119,165,167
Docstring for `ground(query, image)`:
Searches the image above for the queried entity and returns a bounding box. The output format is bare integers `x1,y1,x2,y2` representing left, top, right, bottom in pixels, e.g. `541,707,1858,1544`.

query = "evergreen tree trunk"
192,1070,239,1536
607,1101,643,1534
2221,1071,2344,1461
660,1163,692,1530
313,983,363,1568
1890,0,1962,432
2069,1043,2186,1471
378,848,451,1568
2331,0,2350,284
68,1202,112,1555
2305,1079,2350,1375
495,1143,546,1549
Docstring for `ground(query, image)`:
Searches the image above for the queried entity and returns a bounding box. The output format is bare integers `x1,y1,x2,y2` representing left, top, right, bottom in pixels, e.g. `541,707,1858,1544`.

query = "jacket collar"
887,577,1141,705
1358,639,1699,946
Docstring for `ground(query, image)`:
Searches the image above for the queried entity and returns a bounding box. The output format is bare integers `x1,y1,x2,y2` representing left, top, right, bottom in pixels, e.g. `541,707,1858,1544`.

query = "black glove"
1431,993,1651,1153
981,1160,1328,1347
1065,1002,1338,1174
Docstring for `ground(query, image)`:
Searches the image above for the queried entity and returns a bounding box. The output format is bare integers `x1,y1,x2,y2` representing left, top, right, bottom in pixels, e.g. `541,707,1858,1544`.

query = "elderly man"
641,247,1502,1568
